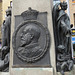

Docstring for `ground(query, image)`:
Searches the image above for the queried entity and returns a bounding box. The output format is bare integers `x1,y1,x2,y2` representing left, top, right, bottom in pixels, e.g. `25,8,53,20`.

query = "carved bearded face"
20,25,40,47
20,29,33,47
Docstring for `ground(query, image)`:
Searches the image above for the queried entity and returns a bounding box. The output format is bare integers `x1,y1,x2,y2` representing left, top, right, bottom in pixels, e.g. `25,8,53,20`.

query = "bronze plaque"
13,20,50,63
12,8,51,67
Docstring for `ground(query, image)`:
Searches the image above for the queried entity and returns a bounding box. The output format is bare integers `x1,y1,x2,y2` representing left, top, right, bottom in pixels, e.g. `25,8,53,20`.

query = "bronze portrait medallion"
12,20,50,62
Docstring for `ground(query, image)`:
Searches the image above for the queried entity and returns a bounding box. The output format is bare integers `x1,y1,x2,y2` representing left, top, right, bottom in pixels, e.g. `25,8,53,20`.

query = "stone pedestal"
10,0,56,75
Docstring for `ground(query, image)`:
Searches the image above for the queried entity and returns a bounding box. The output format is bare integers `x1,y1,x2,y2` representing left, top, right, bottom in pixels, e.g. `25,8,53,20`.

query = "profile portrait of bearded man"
18,24,43,58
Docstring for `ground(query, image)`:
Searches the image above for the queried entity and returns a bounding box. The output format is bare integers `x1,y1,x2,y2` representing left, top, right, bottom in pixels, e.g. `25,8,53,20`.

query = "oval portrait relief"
12,20,50,62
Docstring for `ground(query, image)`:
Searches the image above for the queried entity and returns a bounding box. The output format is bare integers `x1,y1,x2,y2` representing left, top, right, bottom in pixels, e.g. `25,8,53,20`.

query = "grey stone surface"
0,73,9,75
10,68,53,75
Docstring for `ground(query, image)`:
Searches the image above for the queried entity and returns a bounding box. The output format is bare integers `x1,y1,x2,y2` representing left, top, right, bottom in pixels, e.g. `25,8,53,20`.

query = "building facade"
0,0,2,38
69,0,75,27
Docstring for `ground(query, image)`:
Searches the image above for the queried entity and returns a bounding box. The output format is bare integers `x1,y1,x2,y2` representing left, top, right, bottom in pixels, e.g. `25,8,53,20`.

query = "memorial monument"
10,0,74,75
10,0,55,75
0,0,74,75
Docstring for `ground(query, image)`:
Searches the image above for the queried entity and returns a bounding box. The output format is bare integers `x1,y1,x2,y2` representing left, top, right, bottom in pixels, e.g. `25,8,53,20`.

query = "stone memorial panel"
12,8,51,67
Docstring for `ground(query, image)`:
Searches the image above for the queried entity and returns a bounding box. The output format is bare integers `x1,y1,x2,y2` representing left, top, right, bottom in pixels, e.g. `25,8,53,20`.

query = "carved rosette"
12,20,50,62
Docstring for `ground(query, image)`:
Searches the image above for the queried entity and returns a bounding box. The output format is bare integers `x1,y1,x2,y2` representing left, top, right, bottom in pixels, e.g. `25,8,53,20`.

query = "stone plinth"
10,68,53,75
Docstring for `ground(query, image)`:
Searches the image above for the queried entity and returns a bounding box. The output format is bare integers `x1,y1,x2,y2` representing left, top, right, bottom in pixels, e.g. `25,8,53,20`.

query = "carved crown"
21,7,39,20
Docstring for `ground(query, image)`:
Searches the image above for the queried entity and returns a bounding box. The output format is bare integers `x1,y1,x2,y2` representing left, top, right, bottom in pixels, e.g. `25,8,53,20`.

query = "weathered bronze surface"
52,1,73,75
13,21,50,62
12,8,51,66
0,7,11,72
